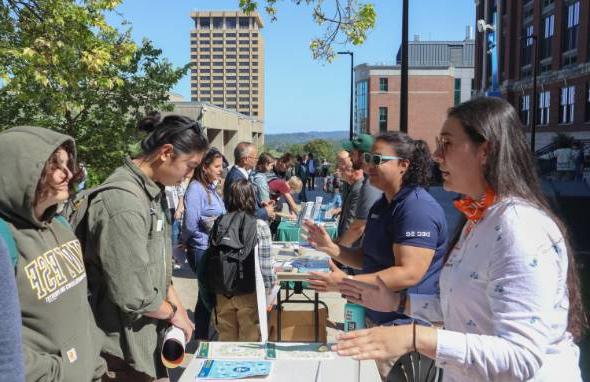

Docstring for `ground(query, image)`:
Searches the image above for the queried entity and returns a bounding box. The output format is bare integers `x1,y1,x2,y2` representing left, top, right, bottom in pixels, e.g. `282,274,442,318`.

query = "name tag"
156,219,163,232
66,348,78,363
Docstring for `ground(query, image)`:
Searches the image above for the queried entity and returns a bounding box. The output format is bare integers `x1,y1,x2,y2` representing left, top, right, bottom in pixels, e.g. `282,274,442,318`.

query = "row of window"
191,32,258,38
193,89,259,95
191,54,259,60
195,17,254,30
197,68,259,74
519,82,590,126
197,82,259,88
197,76,260,81
196,61,255,67
193,40,258,45
193,47,259,53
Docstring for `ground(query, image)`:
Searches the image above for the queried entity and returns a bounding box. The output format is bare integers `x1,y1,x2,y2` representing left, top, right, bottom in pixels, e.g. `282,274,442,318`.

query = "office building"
355,36,475,150
190,11,265,119
475,0,590,149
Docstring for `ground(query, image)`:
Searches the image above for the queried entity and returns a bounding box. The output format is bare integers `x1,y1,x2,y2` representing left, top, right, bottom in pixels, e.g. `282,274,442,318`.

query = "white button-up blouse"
409,197,581,381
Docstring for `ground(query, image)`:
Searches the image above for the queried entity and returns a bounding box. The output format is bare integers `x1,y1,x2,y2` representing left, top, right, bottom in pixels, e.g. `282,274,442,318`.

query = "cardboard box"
268,307,328,342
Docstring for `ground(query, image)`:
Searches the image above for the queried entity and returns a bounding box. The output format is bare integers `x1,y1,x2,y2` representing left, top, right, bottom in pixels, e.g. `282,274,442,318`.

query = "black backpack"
204,211,258,297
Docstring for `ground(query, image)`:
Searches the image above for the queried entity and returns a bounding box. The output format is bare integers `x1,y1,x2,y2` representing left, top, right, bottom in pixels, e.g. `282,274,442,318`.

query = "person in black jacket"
223,142,275,221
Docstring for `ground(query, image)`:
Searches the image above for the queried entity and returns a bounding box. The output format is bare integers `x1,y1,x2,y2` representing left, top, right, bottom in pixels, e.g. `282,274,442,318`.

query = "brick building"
354,37,474,150
475,0,590,150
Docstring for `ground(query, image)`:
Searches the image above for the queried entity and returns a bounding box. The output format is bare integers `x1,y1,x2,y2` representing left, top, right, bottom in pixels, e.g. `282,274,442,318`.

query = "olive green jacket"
86,157,172,378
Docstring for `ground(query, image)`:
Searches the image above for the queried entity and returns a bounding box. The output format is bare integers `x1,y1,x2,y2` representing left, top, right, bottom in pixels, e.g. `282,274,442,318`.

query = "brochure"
197,359,271,380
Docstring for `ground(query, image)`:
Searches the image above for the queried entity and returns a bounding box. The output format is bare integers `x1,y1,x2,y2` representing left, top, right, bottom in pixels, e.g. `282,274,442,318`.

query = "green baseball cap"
342,133,374,153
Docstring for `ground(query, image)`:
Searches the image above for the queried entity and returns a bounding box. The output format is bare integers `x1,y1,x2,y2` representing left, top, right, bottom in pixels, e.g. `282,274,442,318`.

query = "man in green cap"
338,134,382,248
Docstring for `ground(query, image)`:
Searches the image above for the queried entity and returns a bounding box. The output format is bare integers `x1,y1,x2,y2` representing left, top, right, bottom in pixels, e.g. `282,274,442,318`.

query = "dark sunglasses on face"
362,152,403,166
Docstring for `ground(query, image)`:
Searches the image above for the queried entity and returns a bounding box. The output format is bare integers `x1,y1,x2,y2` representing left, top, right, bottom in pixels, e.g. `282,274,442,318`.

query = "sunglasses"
363,152,403,166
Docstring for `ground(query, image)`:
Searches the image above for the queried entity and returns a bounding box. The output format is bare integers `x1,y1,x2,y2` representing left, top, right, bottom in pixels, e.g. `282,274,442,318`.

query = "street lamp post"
338,51,354,140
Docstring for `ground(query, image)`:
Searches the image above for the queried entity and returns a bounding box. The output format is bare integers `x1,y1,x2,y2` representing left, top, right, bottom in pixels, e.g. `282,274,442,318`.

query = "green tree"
0,0,187,183
239,0,376,62
303,138,337,164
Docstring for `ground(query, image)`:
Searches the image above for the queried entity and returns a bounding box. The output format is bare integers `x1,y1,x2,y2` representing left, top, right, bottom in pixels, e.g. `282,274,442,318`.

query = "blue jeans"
186,247,212,340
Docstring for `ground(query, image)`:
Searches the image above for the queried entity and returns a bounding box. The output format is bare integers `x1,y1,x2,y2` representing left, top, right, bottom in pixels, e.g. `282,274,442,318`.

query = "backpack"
203,211,258,297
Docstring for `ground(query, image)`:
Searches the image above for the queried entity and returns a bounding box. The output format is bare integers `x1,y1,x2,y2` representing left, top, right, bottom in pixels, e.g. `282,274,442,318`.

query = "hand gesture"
307,258,346,292
332,325,412,361
338,275,400,313
302,220,334,254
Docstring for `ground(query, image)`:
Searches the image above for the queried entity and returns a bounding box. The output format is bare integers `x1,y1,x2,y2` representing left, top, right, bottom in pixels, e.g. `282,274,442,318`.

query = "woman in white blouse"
335,97,586,381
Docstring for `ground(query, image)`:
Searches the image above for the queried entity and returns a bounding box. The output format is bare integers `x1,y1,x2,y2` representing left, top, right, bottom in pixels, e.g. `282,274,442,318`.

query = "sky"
109,0,475,134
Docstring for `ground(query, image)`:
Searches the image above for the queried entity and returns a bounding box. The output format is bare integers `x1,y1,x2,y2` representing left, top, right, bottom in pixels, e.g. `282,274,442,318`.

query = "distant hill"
264,130,348,150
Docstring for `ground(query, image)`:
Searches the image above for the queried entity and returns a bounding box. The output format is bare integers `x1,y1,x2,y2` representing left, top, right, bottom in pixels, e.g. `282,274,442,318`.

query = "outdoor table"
178,350,381,381
272,244,331,343
275,220,337,242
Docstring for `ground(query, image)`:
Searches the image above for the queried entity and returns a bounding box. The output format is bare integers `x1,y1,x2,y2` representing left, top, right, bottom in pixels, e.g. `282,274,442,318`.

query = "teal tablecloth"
276,220,338,242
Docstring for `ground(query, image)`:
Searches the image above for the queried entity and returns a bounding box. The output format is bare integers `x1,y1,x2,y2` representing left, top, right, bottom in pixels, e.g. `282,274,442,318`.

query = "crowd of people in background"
0,96,586,382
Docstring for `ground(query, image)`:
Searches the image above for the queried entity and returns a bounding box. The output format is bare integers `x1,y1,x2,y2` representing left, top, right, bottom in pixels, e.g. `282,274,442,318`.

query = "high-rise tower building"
190,11,264,119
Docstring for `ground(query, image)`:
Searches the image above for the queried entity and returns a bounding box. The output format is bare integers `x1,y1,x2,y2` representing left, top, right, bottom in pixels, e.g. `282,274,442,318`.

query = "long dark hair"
34,142,82,207
445,96,587,340
226,179,256,215
256,153,275,172
192,148,223,204
375,131,432,188
137,111,209,158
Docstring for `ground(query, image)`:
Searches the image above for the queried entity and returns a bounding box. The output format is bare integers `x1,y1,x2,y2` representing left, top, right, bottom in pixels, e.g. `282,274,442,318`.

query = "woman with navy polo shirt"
305,131,447,378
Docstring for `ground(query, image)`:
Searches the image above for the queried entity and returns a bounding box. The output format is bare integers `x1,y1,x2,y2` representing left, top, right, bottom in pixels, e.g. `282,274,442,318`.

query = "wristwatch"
166,300,177,321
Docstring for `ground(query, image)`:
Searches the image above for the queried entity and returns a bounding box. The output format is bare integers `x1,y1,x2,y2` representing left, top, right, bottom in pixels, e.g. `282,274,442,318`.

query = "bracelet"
412,321,417,353
165,300,177,321
396,289,407,314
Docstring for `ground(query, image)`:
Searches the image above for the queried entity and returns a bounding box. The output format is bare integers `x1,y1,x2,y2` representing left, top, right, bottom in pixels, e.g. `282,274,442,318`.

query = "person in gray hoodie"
0,126,106,381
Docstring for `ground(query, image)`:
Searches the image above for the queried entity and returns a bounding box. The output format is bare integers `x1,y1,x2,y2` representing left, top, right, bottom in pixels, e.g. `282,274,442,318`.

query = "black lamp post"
400,0,409,133
338,51,354,140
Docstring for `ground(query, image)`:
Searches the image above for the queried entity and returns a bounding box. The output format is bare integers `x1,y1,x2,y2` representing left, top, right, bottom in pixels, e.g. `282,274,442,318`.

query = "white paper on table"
254,244,269,343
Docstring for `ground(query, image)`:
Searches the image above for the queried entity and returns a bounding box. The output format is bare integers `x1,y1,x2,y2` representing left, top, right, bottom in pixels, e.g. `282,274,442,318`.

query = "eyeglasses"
362,152,403,166
435,136,450,157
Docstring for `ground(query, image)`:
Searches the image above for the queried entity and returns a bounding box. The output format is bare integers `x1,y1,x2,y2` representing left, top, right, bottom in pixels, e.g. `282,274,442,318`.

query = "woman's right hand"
302,220,336,255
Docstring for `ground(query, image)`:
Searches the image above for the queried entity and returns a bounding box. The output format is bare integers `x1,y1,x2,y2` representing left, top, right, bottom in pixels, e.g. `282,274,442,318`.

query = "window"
212,17,223,29
252,90,258,94
213,40,223,45
239,47,249,52
454,78,462,105
213,69,223,73
355,80,368,134
252,68,258,73
227,76,236,81
252,76,258,81
200,55,210,60
226,40,237,45
199,68,209,73
252,55,259,59
521,24,534,68
227,90,237,95
226,17,236,29
563,1,579,52
200,61,211,67
378,107,388,132
213,54,223,59
520,95,530,126
213,90,223,94
213,83,223,88
560,86,575,124
541,14,554,59
379,78,388,92
239,62,249,66
239,76,249,80
239,17,249,29
213,62,223,66
200,98,210,103
213,33,223,38
227,97,236,102
212,47,223,52
226,33,236,37
200,40,210,45
252,33,258,37
239,54,249,59
226,47,237,52
586,83,590,122
213,76,223,81
199,32,209,37
239,33,249,37
200,76,210,81
226,68,236,73
227,54,236,59
239,97,249,102
199,17,210,29
200,89,210,94
239,40,249,45
538,91,550,125
201,82,211,88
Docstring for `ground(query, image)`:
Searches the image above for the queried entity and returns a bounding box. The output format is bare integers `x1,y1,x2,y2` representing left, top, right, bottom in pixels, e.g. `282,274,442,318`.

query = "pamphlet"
197,359,272,380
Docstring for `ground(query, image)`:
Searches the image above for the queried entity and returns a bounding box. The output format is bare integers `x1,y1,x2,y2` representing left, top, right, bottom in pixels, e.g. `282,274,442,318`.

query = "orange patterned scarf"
453,186,497,226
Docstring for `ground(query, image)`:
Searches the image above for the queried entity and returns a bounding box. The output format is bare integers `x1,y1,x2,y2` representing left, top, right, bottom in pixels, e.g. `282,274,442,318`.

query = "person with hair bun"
304,131,448,379
84,112,209,381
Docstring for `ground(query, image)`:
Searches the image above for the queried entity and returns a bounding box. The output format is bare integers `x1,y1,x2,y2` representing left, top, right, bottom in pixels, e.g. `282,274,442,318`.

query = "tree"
0,0,187,183
303,138,337,164
239,0,376,62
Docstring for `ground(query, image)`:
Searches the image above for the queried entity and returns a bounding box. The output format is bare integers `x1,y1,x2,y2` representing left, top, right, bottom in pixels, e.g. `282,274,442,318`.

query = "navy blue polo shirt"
361,185,448,324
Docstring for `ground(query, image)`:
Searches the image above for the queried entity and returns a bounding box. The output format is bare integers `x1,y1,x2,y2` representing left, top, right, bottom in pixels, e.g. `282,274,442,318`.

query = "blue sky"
110,0,475,134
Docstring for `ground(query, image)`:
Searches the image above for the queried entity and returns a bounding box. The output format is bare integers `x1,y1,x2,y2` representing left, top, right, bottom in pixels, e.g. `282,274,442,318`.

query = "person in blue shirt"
304,131,448,378
183,148,227,339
